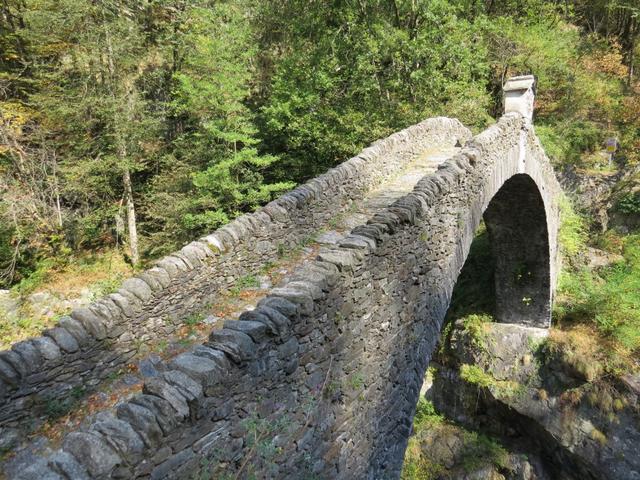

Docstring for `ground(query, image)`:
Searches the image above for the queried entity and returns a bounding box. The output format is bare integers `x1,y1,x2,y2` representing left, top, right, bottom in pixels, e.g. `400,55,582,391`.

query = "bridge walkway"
317,146,460,244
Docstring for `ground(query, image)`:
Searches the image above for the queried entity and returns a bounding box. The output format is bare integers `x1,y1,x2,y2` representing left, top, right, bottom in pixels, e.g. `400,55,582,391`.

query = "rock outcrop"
426,320,640,480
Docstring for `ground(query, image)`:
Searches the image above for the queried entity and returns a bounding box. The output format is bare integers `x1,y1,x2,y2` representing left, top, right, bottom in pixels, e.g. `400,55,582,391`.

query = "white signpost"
605,137,618,167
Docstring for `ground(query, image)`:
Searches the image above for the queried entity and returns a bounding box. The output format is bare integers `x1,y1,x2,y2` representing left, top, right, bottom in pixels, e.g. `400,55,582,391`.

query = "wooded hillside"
1,0,638,287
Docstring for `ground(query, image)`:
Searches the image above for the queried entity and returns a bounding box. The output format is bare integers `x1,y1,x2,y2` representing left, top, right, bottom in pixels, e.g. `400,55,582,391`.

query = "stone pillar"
503,75,536,121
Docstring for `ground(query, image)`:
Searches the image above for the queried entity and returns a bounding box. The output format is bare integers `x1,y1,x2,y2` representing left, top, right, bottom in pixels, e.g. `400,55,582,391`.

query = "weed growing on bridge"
300,235,317,248
324,381,341,400
260,261,277,274
196,361,337,479
347,372,365,391
44,385,87,420
513,262,534,285
195,413,290,480
132,337,147,354
230,274,260,296
332,311,345,325
235,414,288,478
184,312,205,327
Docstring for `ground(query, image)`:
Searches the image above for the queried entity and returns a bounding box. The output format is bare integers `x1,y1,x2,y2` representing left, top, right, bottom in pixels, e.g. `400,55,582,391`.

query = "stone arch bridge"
3,76,561,479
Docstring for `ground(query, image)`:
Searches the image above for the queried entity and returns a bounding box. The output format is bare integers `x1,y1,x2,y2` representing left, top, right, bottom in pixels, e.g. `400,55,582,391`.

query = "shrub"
558,195,588,260
553,231,640,375
462,314,492,352
616,193,640,215
460,431,509,473
413,399,443,428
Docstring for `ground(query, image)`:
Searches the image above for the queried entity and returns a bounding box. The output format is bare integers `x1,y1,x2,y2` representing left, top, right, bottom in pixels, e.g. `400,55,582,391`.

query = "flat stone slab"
316,231,344,245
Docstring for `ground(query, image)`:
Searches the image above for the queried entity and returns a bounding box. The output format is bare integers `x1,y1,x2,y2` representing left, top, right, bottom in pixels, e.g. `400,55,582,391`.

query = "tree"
256,0,491,181
142,1,292,254
569,0,639,84
24,0,163,265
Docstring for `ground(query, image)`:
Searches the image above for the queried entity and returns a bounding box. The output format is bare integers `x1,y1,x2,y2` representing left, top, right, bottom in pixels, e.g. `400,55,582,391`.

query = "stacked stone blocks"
11,112,561,479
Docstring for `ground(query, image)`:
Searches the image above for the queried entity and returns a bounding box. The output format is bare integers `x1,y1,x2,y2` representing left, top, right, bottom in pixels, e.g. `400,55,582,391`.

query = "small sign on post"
605,137,618,167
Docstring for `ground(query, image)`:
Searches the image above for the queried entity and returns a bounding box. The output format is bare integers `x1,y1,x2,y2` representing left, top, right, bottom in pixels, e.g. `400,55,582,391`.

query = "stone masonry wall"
0,119,471,442
13,113,561,480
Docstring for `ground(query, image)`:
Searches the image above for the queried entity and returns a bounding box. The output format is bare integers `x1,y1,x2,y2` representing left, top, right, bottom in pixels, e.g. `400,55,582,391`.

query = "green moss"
590,427,608,446
402,399,509,480
459,363,525,400
401,456,444,480
461,314,492,353
460,364,494,389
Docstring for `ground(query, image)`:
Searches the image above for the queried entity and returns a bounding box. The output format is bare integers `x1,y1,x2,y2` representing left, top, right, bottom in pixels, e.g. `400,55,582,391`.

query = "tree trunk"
627,18,636,86
122,166,139,266
52,154,63,229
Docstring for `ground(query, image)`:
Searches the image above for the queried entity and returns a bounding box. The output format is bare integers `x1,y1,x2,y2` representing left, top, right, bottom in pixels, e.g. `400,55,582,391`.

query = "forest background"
0,0,638,296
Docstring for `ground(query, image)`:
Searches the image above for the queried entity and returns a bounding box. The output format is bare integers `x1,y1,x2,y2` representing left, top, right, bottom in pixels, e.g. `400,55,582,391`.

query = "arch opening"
483,173,551,328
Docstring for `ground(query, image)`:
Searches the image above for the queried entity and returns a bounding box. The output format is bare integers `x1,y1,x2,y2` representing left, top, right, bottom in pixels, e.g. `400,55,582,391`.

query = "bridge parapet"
0,117,470,460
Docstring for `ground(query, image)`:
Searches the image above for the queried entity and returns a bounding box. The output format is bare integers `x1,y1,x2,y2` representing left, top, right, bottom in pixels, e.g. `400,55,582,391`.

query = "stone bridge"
2,76,561,479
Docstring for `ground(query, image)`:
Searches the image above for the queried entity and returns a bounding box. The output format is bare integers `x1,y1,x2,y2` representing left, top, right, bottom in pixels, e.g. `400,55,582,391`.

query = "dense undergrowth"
554,196,640,376
0,249,132,348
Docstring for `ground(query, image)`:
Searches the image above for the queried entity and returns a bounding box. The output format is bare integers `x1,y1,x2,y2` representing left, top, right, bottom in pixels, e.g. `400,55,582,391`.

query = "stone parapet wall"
11,113,561,479
0,119,471,440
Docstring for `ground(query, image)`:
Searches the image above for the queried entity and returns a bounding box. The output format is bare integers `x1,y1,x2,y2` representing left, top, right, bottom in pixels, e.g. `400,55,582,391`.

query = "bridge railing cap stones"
503,74,536,92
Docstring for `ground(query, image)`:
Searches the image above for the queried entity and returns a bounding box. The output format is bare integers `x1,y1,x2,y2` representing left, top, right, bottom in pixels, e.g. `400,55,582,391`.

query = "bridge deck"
319,146,460,239
219,146,460,317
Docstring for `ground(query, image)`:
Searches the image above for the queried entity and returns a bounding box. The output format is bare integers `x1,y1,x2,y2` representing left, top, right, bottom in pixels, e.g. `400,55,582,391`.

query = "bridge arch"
483,173,552,327
360,78,560,477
